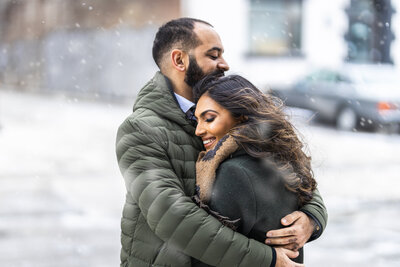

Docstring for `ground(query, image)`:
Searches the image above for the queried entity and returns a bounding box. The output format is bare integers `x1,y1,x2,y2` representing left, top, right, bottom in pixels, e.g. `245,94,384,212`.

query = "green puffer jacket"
116,72,328,267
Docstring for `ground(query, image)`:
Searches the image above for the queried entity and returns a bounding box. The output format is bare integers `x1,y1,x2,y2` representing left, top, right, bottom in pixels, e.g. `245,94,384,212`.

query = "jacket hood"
133,71,196,135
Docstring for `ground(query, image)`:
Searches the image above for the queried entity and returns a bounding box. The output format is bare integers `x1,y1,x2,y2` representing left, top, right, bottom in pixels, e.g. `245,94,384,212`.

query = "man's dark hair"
152,17,213,69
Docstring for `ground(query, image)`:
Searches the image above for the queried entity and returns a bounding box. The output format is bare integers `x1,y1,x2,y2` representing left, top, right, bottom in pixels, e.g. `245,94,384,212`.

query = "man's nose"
218,58,229,71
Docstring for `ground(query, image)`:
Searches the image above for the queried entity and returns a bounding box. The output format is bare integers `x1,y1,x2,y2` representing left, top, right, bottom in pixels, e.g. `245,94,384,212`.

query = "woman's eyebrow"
198,109,219,118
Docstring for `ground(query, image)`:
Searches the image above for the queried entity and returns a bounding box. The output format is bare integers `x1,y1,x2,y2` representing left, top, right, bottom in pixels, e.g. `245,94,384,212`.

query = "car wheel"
336,107,357,131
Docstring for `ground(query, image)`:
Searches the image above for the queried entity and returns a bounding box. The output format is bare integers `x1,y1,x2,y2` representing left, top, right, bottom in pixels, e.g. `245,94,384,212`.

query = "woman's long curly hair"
193,74,317,206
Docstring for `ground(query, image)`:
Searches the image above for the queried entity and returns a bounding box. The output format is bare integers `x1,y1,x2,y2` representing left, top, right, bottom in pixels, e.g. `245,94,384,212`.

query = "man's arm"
265,189,328,250
300,188,327,239
117,119,276,266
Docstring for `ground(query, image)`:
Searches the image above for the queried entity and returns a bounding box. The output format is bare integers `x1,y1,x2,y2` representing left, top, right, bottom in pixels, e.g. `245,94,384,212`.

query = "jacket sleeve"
116,119,275,267
300,188,328,241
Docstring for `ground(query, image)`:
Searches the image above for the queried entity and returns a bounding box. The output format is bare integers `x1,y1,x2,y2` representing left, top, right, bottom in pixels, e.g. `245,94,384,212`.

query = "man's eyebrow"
206,47,223,53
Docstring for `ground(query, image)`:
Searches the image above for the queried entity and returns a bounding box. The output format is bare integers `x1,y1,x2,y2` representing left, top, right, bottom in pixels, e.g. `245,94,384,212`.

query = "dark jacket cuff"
302,209,322,242
269,247,276,267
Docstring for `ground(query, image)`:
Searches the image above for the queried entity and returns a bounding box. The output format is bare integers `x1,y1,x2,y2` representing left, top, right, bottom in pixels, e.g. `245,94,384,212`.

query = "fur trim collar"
196,135,239,201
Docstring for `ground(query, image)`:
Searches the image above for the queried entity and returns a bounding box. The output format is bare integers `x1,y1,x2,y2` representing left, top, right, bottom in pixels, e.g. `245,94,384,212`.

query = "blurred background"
0,0,399,266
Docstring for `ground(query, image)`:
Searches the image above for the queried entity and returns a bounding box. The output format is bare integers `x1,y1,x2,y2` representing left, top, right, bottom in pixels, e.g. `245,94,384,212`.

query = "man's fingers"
280,210,302,226
265,236,298,246
266,226,298,238
280,243,300,251
275,247,304,267
280,248,299,259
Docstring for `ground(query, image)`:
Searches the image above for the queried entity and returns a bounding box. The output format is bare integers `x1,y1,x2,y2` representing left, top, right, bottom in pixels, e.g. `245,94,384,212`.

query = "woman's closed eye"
205,117,215,123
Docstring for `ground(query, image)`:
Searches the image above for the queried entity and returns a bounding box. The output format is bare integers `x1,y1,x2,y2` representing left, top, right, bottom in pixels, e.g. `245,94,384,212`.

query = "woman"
192,74,317,266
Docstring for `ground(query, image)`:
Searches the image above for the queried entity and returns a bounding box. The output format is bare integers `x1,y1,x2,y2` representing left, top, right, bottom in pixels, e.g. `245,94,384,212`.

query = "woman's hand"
265,211,315,251
275,247,305,267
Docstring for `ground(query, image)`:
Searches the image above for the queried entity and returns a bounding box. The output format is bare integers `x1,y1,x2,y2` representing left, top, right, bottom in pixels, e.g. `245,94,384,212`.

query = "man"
116,18,327,267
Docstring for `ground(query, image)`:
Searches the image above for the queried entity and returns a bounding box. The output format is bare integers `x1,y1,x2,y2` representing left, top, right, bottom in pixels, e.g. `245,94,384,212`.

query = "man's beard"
184,56,225,88
184,56,205,88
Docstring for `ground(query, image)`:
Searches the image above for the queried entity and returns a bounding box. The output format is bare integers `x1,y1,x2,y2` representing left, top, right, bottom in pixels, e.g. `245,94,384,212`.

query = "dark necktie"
186,105,197,126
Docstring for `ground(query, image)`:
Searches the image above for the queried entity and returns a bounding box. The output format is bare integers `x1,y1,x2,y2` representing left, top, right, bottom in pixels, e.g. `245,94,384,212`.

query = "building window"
345,0,394,63
248,0,302,56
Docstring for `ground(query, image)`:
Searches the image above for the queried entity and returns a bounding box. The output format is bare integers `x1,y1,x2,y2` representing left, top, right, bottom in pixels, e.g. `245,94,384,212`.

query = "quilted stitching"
116,72,273,267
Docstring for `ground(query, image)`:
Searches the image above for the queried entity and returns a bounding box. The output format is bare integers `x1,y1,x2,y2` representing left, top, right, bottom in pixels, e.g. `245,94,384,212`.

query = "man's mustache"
192,69,226,101
207,69,225,78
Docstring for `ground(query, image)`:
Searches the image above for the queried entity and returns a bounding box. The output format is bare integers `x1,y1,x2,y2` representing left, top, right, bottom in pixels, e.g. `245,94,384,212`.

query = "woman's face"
195,94,238,151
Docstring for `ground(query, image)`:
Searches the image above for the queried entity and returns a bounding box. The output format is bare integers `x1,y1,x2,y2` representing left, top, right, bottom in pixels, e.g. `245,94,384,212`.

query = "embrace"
116,18,327,267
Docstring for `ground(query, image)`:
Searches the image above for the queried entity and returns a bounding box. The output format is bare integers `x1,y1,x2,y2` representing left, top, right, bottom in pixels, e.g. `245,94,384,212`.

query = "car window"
336,74,351,83
305,70,351,84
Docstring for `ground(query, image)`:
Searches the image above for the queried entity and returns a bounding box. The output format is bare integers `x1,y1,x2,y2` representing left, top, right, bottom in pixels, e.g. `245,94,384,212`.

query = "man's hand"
275,247,305,267
265,211,315,251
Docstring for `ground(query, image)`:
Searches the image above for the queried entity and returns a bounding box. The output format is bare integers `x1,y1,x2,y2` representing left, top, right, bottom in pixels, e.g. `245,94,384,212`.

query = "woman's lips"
203,137,216,150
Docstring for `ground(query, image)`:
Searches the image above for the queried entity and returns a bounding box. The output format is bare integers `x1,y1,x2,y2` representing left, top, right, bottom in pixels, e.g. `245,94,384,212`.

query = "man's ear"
171,49,187,72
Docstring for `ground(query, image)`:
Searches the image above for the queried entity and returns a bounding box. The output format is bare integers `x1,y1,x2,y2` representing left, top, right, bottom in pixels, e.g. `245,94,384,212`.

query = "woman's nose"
195,123,205,137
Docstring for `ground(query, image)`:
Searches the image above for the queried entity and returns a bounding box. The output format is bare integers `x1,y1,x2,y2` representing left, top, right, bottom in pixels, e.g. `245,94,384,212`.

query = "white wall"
182,0,400,89
391,0,400,66
181,0,247,76
303,0,349,67
182,0,308,88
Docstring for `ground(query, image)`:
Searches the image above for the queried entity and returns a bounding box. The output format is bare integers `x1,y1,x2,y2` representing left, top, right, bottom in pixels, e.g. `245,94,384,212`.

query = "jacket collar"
196,135,240,201
133,72,196,135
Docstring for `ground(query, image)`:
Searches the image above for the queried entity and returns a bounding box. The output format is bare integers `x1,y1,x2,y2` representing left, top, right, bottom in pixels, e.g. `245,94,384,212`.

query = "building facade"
0,0,179,98
0,0,399,97
183,0,400,88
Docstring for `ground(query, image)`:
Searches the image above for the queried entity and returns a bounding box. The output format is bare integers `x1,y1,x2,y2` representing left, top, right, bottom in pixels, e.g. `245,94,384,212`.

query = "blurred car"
269,68,400,133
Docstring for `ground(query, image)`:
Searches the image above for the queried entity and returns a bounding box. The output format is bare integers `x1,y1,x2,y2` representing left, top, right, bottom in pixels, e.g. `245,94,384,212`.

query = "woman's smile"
202,137,217,149
194,93,239,151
